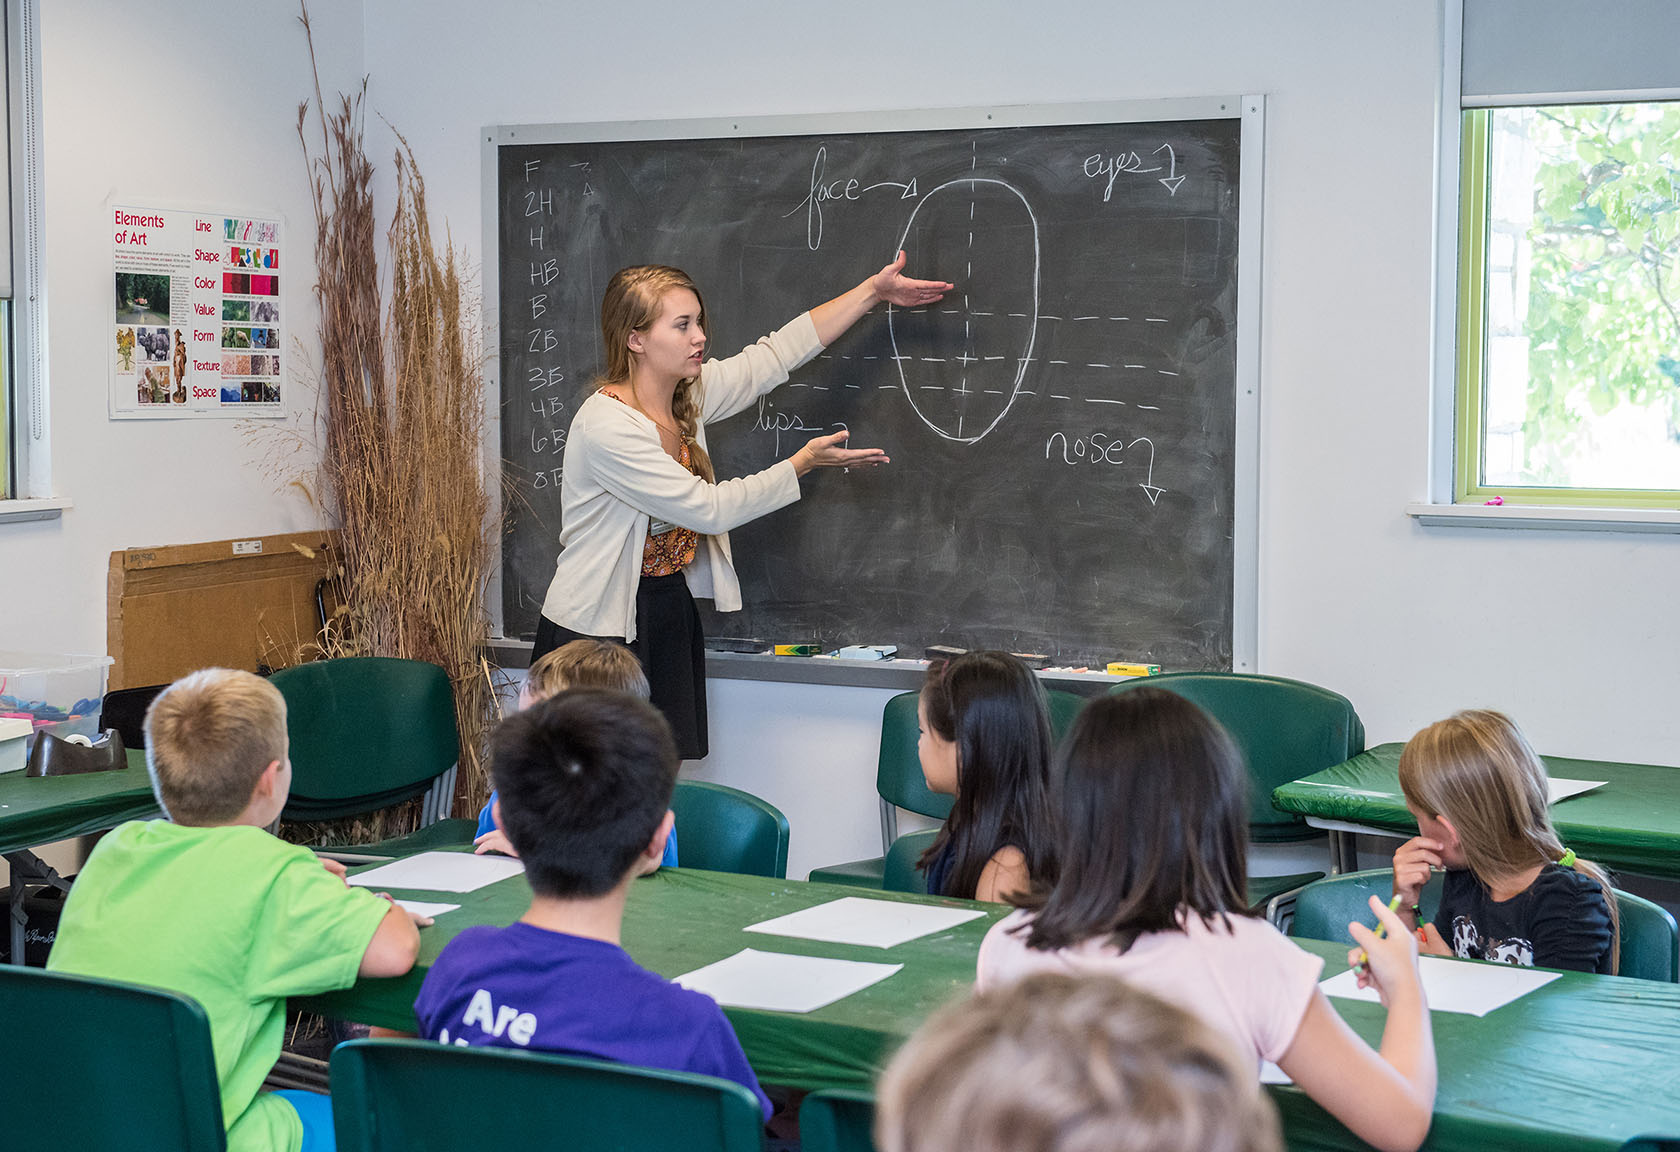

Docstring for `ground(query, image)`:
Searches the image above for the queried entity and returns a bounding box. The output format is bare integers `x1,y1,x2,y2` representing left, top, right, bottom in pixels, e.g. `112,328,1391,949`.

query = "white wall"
10,2,1676,874
0,0,365,652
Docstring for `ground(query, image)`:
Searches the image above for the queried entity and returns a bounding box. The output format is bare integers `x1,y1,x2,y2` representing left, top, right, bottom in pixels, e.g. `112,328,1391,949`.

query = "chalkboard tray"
486,98,1262,672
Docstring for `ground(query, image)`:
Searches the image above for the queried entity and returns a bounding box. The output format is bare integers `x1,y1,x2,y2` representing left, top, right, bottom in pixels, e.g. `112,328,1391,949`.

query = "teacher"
534,255,952,759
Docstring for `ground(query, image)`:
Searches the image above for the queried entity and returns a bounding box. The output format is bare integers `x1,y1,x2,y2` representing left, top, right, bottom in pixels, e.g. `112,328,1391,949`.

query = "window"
1439,0,1680,514
1,0,43,512
1455,100,1680,507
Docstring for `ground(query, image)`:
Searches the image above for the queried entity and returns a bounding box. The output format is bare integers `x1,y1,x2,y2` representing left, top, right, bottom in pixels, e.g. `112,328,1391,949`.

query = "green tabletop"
0,749,159,856
296,864,1008,1090
300,861,1680,1150
1273,743,1680,880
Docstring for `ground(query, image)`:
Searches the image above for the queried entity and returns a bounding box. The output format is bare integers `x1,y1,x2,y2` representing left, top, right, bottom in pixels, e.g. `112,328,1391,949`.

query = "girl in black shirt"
1390,710,1617,974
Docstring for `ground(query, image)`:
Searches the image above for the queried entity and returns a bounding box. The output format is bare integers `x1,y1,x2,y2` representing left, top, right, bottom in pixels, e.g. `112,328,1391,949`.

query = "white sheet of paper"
673,948,903,1013
1547,777,1607,804
742,896,986,949
394,899,460,919
347,851,524,893
1321,954,1559,1017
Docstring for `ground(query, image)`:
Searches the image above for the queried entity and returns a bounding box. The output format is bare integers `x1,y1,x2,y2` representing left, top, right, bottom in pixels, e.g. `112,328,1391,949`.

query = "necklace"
617,384,688,443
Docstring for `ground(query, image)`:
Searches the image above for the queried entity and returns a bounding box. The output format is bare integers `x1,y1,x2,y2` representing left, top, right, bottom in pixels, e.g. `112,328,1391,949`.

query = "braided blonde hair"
597,265,715,482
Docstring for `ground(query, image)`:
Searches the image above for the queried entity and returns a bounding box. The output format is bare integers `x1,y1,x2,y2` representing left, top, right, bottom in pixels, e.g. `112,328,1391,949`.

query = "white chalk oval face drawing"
889,178,1040,445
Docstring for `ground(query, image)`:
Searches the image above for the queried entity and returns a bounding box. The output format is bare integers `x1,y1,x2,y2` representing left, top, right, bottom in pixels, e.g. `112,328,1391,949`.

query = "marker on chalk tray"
1106,662,1162,677
1355,895,1404,973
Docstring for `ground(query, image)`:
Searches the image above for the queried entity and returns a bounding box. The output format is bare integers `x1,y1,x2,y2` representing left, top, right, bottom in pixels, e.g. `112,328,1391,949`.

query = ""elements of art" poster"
110,204,284,418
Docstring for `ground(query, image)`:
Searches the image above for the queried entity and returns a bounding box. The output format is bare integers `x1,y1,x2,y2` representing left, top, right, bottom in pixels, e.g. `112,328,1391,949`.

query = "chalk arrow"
1158,175,1185,195
861,179,919,199
1129,437,1165,506
1140,484,1165,505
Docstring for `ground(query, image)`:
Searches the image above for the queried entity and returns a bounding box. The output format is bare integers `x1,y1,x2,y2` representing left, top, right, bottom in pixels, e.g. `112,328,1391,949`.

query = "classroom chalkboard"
491,100,1259,669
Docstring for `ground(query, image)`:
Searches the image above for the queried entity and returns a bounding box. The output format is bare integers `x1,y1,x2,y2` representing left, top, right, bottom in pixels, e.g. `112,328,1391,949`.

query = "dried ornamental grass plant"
293,6,495,839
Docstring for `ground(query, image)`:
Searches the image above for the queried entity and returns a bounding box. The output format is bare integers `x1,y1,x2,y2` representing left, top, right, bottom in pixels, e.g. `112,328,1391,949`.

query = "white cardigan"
541,312,824,641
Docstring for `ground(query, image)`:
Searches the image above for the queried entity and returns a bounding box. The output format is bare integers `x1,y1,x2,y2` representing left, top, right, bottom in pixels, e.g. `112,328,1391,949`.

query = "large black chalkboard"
495,106,1248,669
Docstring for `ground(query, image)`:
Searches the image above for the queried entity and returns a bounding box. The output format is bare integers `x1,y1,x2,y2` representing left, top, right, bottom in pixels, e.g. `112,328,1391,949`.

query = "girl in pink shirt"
977,687,1437,1152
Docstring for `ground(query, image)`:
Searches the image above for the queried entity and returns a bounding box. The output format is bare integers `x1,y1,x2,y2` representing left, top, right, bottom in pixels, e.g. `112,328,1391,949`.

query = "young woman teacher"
534,255,952,758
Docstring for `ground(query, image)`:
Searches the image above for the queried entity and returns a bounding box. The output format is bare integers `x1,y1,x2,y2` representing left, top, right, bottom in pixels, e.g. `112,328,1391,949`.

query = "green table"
302,863,1680,1151
1273,743,1680,879
1,749,160,963
297,865,1008,1090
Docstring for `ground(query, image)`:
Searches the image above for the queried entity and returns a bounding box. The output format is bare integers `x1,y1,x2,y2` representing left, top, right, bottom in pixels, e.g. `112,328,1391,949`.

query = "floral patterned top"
606,392,701,576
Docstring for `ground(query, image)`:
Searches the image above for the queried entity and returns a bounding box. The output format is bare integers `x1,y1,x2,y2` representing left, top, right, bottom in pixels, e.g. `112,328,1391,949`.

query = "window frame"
1451,103,1680,510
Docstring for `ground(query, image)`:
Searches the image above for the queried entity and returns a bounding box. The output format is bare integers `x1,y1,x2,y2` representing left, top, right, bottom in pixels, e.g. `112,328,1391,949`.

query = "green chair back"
671,779,790,878
271,656,459,823
1288,868,1443,945
1615,889,1679,982
877,691,954,821
330,1038,764,1152
1046,688,1086,741
881,828,941,894
1289,868,1677,982
1109,672,1364,842
0,966,226,1151
801,1088,878,1152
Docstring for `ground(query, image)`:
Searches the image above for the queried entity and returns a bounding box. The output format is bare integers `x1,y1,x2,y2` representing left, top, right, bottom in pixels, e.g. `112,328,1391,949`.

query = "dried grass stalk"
294,6,495,838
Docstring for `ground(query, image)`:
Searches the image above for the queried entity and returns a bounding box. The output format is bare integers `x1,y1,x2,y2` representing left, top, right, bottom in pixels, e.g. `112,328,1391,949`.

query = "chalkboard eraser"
773,643,821,657
1010,652,1052,670
924,645,968,661
705,637,770,654
1106,662,1163,677
835,644,897,661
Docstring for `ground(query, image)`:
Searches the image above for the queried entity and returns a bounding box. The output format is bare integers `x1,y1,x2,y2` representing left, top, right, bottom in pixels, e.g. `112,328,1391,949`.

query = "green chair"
881,828,941,895
0,965,226,1151
801,1087,878,1152
1288,868,1679,982
330,1038,765,1152
1110,672,1364,912
809,687,1085,888
670,779,790,878
270,656,474,849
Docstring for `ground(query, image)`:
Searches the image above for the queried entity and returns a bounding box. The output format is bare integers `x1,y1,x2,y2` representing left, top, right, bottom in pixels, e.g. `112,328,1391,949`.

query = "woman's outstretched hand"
870,250,953,307
792,429,890,476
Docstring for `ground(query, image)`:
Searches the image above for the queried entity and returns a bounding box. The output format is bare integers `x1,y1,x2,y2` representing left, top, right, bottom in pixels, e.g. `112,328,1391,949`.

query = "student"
915,652,1057,903
876,971,1282,1152
413,689,771,1118
1393,709,1618,973
977,688,1436,1152
472,638,677,869
48,668,424,1152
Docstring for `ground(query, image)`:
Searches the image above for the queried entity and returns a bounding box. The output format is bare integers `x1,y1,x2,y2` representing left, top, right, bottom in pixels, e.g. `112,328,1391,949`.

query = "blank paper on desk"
674,948,902,1013
743,896,986,949
347,851,524,893
1321,955,1559,1017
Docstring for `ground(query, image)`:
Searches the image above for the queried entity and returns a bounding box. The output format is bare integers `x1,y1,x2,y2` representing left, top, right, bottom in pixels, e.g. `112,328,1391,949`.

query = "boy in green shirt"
49,667,424,1152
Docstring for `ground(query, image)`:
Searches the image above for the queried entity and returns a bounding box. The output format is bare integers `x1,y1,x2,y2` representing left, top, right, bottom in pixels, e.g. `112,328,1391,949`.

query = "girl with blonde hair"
1393,709,1617,973
534,256,950,759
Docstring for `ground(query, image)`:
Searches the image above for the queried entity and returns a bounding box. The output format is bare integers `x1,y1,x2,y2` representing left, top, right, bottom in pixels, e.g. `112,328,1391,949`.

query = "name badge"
649,519,677,537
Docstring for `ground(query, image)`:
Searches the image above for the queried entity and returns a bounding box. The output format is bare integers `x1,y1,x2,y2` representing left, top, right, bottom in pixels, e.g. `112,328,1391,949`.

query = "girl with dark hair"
915,652,1057,903
977,688,1437,1152
534,256,950,758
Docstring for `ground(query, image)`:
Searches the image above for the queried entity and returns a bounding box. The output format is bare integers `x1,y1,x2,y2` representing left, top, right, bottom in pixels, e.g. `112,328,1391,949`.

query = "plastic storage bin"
0,651,114,746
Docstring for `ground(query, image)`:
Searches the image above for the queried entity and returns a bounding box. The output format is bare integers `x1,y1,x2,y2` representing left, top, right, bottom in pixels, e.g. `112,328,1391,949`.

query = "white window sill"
1406,502,1680,534
0,496,72,524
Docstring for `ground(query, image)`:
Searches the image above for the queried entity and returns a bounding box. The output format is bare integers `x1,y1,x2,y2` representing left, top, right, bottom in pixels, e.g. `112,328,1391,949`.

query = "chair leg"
1328,830,1359,875
879,799,898,856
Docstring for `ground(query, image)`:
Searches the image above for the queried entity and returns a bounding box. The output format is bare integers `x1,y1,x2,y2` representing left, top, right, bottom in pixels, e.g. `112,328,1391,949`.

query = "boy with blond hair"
49,667,424,1152
876,971,1283,1152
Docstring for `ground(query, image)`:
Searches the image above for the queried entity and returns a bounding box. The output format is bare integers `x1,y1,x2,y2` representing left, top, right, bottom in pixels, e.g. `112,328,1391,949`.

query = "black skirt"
531,572,708,759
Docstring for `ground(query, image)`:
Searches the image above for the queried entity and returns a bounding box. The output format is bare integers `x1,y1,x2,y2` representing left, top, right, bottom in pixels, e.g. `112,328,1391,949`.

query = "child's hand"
474,829,519,858
1346,895,1422,1005
1391,835,1442,912
373,890,434,929
320,857,349,884
1417,921,1452,957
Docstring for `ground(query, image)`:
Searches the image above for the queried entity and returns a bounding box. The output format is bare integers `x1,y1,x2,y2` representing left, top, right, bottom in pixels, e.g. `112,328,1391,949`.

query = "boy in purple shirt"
413,689,770,1118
